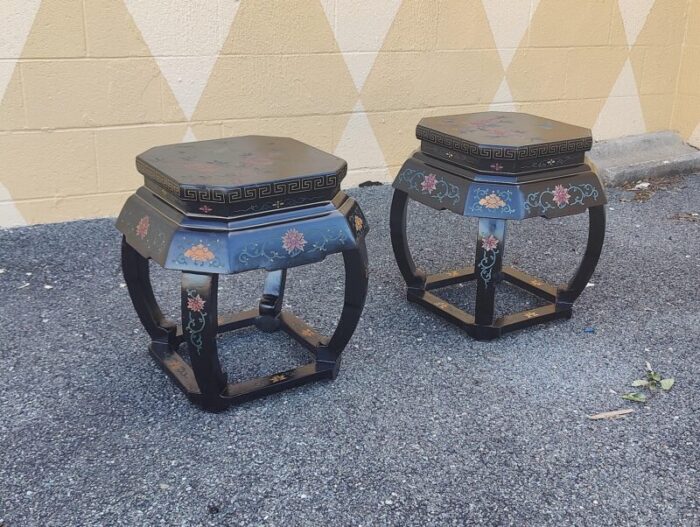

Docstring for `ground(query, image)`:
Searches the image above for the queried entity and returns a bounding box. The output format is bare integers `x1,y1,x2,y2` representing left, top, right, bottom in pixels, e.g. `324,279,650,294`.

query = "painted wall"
0,0,697,227
672,0,700,146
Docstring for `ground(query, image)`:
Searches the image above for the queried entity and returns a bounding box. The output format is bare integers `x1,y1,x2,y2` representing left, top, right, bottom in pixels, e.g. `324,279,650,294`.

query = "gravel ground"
1,176,699,526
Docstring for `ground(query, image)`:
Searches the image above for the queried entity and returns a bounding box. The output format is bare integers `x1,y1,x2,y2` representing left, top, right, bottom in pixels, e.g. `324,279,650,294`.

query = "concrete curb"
586,131,700,186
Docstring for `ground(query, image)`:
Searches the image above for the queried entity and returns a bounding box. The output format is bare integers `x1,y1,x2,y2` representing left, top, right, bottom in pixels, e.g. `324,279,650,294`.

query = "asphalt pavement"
1,177,698,526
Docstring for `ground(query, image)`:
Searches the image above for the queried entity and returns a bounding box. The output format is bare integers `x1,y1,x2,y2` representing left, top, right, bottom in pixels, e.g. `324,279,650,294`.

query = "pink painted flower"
552,184,571,206
481,235,499,252
187,294,206,313
199,205,213,214
421,173,438,194
135,216,150,239
282,229,307,254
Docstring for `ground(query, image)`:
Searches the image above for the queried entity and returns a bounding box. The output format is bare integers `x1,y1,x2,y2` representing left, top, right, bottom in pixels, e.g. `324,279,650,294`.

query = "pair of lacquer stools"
117,112,606,411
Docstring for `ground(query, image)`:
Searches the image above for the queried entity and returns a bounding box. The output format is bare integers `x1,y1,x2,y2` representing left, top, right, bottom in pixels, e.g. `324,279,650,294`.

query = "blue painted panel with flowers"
464,186,521,219
164,211,358,274
392,159,466,214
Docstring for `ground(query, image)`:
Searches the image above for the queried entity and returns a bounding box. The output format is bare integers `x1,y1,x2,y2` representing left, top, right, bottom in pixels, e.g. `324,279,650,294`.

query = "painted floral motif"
523,311,538,319
459,115,527,139
396,168,460,206
552,184,571,206
240,153,276,168
524,183,599,215
281,229,307,254
490,163,503,172
184,243,216,262
479,193,507,209
478,234,500,286
199,205,213,214
185,289,207,356
481,235,499,252
354,215,364,232
237,228,349,268
421,173,437,194
187,294,206,313
269,374,288,384
135,216,150,239
469,187,516,215
230,150,283,178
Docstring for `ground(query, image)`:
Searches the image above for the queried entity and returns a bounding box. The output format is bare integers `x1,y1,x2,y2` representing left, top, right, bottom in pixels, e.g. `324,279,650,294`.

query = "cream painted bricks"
0,0,698,227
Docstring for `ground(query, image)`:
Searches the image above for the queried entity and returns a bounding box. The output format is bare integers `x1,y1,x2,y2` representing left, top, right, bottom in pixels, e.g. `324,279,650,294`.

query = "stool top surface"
136,135,346,189
416,112,592,174
418,112,591,151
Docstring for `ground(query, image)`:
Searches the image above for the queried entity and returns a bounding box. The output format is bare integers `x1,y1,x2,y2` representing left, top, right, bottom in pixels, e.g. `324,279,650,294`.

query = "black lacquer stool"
390,112,606,340
117,136,369,411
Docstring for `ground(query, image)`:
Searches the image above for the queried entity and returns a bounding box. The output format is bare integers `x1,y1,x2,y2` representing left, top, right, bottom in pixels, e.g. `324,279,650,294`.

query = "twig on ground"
588,409,634,420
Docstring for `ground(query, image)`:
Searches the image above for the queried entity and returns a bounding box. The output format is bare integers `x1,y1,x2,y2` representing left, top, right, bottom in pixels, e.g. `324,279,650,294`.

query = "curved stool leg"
319,240,370,376
390,188,426,289
181,272,228,410
121,237,177,349
556,205,606,307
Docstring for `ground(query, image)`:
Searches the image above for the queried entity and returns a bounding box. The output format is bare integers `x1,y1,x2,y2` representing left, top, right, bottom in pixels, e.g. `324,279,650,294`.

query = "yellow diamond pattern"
0,0,697,226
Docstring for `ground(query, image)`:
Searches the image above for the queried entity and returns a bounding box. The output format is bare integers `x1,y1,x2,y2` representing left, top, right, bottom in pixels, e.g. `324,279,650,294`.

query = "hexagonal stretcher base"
390,181,605,342
407,265,572,341
149,309,342,410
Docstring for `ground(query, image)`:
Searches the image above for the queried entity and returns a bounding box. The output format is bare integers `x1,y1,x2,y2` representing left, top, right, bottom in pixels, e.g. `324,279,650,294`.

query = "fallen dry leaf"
670,212,699,222
588,409,634,420
621,175,686,202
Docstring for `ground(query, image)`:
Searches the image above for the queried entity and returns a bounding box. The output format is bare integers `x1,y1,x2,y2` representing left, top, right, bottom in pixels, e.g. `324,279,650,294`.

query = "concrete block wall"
0,0,697,226
672,0,700,146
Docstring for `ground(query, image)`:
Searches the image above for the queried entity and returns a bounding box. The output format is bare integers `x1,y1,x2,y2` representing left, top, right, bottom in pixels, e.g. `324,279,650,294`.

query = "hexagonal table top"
137,135,346,188
418,112,591,149
416,112,593,174
135,136,346,218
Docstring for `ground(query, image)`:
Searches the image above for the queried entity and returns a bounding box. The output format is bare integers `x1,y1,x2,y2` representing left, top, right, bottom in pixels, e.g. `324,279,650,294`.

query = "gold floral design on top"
184,243,215,262
479,193,507,209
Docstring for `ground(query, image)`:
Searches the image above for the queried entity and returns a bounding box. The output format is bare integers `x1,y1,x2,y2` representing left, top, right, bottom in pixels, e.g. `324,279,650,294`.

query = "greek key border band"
416,125,593,160
136,159,342,204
